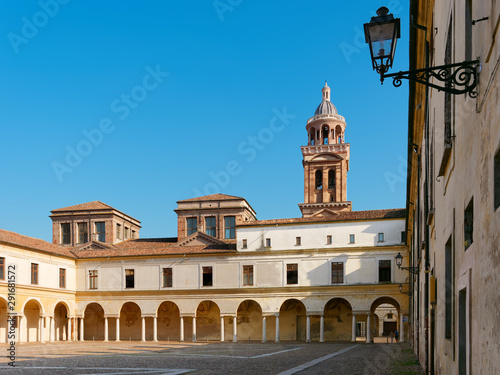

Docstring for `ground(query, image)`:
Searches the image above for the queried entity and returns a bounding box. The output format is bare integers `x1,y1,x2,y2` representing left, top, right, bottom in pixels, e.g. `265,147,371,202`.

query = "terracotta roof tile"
0,228,75,258
71,238,236,258
51,201,113,212
239,208,406,226
177,194,245,203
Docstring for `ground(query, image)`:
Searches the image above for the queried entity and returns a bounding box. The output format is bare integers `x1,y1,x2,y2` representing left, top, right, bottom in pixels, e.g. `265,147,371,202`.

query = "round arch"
196,300,220,341
279,299,306,341
236,300,262,341
0,297,8,343
157,301,180,341
371,296,401,339
23,299,43,342
119,302,142,341
54,302,70,341
323,298,353,341
84,302,105,340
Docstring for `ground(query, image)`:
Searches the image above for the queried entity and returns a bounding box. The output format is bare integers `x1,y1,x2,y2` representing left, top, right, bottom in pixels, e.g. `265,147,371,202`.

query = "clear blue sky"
0,1,409,242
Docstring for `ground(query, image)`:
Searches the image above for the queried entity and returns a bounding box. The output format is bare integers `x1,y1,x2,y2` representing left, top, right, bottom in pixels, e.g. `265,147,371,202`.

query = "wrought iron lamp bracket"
398,265,419,275
381,60,480,98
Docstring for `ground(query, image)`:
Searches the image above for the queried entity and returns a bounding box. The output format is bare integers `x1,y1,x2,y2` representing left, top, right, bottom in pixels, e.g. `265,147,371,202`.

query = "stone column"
17,316,22,343
68,317,72,342
220,317,225,342
366,314,372,343
79,317,84,341
141,317,146,342
323,168,329,203
39,317,45,343
52,316,56,342
192,317,197,342
180,316,184,342
153,317,158,342
351,314,356,342
104,317,108,342
115,317,120,342
232,316,237,342
306,315,311,342
319,315,324,343
262,316,267,343
275,314,280,342
400,313,405,343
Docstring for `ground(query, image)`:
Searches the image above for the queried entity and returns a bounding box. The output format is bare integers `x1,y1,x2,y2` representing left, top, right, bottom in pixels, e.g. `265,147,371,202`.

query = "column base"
319,340,324,343
306,339,311,343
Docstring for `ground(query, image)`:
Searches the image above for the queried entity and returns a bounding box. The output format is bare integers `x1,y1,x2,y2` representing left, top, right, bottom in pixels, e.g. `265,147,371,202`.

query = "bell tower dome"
298,82,352,217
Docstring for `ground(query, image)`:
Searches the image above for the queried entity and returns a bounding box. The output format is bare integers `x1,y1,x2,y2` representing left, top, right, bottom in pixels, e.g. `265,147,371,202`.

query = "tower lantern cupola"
298,83,352,217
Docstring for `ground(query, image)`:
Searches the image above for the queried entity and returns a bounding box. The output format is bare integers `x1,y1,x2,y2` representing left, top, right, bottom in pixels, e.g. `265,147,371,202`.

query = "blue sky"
0,1,409,242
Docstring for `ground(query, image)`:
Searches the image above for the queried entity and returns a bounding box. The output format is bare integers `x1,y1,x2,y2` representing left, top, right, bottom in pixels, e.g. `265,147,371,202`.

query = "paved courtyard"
0,341,423,374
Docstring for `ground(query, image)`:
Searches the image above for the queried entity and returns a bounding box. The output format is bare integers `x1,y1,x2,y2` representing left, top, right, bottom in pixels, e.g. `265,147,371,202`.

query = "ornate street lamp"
364,7,480,97
398,283,411,296
363,6,400,82
395,252,419,274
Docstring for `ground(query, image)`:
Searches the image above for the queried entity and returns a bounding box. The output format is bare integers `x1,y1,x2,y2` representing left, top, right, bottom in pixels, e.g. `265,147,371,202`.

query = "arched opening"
157,301,180,341
23,299,42,342
54,302,69,341
322,125,329,144
0,298,8,343
323,298,352,341
279,299,306,341
328,169,336,190
120,302,142,341
196,301,220,341
84,303,105,340
370,297,402,343
315,170,323,190
310,130,315,145
335,125,343,144
236,300,262,341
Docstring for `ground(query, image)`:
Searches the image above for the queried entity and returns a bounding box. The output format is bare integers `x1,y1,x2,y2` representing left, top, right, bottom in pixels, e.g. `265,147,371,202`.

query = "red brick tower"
298,82,352,217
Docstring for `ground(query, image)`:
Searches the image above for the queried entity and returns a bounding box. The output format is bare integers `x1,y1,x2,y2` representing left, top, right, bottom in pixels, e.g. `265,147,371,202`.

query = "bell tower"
298,82,352,217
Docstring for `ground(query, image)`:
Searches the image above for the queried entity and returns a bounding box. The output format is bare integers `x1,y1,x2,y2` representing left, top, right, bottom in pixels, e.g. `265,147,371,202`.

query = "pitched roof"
0,228,75,258
177,194,245,203
51,201,113,212
239,208,406,226
71,238,236,258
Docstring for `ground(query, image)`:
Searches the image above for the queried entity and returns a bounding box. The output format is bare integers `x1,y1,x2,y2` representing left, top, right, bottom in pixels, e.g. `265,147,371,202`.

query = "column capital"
104,314,119,319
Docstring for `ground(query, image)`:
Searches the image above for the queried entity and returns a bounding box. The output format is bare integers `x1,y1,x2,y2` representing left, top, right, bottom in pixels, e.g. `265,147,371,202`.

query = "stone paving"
0,341,423,374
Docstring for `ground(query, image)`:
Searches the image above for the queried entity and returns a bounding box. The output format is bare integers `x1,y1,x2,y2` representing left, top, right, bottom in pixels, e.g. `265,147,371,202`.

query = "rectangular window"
265,238,271,247
445,236,453,339
286,263,298,285
116,224,122,239
401,231,406,243
95,222,105,242
242,239,247,249
125,269,134,288
77,223,88,244
331,262,344,284
224,216,236,239
378,233,384,242
464,197,473,250
327,235,332,244
187,217,197,236
124,227,129,240
202,266,213,286
59,268,66,288
61,223,71,244
89,270,98,289
378,260,391,283
205,216,216,237
163,267,173,288
243,265,253,286
349,234,355,244
132,230,136,239
0,257,4,280
495,148,500,210
296,237,301,245
31,263,38,285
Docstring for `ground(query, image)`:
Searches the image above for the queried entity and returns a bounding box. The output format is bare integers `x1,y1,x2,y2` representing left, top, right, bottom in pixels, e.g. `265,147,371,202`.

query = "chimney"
91,233,99,242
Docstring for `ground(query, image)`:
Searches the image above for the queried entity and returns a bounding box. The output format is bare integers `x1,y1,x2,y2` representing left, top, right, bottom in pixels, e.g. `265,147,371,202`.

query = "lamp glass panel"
368,23,396,59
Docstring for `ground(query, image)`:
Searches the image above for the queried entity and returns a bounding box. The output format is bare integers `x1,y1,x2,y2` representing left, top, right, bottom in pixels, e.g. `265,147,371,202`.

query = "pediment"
310,153,343,162
310,208,341,217
173,231,227,247
73,240,116,251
